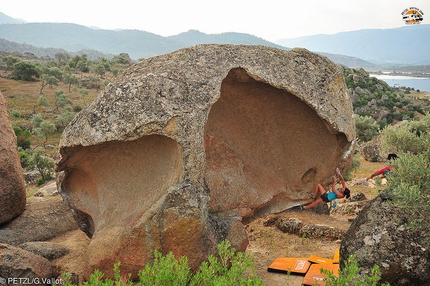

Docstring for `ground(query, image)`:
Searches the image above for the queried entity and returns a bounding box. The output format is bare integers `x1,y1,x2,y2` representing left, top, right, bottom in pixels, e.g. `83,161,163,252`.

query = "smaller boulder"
0,243,55,284
19,242,70,261
0,197,78,246
34,181,59,197
300,224,345,240
276,218,303,234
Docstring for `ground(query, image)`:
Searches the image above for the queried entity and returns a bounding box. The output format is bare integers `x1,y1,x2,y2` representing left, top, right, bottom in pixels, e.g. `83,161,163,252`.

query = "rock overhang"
56,44,356,278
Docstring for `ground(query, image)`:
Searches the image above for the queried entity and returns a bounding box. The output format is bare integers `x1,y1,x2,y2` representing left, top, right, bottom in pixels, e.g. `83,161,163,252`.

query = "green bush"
10,109,21,118
381,114,430,156
380,113,430,235
138,250,190,286
355,115,380,143
13,126,31,149
321,254,389,286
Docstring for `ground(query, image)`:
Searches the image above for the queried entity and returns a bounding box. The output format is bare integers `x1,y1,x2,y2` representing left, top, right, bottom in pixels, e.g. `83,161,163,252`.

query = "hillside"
0,23,286,60
277,25,430,65
0,12,25,24
0,38,113,60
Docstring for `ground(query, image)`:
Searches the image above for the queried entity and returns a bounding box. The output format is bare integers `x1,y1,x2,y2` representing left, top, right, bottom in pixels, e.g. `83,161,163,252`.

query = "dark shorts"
321,193,330,203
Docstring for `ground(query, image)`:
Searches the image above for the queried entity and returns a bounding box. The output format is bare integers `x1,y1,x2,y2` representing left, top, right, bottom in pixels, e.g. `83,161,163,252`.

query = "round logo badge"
401,7,424,25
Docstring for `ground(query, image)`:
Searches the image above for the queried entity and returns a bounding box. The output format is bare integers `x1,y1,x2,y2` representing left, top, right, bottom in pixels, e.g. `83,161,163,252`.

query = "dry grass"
1,72,100,154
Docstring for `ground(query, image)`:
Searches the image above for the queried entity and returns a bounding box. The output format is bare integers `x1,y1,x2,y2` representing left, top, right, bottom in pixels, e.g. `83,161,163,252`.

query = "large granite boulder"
56,44,355,278
0,91,26,225
341,196,430,285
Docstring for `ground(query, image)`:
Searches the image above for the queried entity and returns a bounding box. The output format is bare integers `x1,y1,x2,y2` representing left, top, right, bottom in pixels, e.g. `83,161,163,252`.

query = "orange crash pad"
308,254,334,264
333,249,340,264
302,263,339,286
267,257,311,274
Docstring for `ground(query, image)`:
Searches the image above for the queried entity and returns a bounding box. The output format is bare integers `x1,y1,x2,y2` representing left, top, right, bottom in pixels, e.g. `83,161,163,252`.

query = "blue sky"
0,0,429,42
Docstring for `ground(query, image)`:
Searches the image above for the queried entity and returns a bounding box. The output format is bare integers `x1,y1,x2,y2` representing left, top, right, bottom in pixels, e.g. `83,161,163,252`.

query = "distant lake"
369,74,430,92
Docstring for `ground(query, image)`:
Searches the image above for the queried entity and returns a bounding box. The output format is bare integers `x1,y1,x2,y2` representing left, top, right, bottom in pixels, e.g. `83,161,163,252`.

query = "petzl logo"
401,7,424,25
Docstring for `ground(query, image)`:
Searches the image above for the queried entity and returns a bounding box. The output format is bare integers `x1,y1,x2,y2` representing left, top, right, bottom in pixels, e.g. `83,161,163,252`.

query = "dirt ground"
246,158,387,285
247,208,352,285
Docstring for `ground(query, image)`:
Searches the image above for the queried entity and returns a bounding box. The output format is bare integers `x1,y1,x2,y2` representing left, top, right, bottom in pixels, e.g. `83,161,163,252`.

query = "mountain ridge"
0,11,427,67
276,25,430,65
0,22,287,60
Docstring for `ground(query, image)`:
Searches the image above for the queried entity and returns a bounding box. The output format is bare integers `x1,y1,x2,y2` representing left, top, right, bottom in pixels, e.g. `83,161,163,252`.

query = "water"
369,74,430,92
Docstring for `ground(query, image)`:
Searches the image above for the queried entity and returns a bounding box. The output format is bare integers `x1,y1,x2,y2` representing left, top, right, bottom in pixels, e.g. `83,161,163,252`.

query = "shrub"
355,115,380,143
13,126,31,149
10,109,21,118
59,240,263,286
189,240,263,286
381,124,429,155
322,254,389,286
31,149,54,184
384,152,430,237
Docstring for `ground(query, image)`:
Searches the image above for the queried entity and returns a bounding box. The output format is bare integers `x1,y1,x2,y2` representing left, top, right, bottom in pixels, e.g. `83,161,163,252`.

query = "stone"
56,44,356,278
299,223,345,240
0,91,26,224
0,197,78,246
19,241,70,260
276,218,303,234
34,181,59,197
359,135,386,162
0,243,55,285
341,196,430,285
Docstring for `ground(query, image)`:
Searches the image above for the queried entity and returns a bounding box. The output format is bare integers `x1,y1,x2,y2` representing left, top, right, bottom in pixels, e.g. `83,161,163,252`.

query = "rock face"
56,44,355,278
341,196,430,285
0,91,26,225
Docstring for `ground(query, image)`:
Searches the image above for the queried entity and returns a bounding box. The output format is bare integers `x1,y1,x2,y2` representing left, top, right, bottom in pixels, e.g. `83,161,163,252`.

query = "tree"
40,75,59,94
2,56,21,71
381,121,430,155
31,113,44,128
53,90,72,113
33,95,49,113
79,88,89,106
11,61,40,80
30,149,54,185
93,62,107,78
56,111,76,129
64,73,79,93
33,120,57,147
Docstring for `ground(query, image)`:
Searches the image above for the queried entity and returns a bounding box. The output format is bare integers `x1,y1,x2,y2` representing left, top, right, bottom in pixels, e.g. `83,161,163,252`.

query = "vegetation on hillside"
379,114,430,236
344,67,430,144
1,52,132,186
